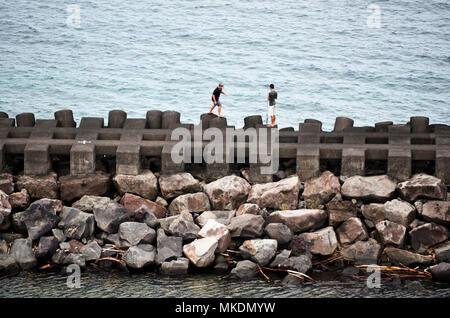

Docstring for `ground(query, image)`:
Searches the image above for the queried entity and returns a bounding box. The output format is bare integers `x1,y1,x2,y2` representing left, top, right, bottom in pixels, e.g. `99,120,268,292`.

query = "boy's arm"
221,91,227,96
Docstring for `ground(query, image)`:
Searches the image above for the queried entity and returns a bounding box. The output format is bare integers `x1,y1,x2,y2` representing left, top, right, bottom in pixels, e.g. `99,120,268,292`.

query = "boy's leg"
218,106,222,117
271,115,276,127
209,104,216,113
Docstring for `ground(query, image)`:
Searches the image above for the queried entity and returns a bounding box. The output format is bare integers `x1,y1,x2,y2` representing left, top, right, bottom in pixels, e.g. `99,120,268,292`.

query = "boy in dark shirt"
267,84,278,127
208,82,226,118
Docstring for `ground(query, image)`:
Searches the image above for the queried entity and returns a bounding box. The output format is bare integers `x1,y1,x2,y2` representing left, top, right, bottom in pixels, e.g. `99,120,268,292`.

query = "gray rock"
265,209,327,233
134,205,160,228
10,239,37,270
361,203,386,224
302,171,340,205
63,253,86,268
430,262,450,283
227,214,265,238
264,223,293,245
282,274,304,287
161,257,189,275
113,170,158,200
204,175,251,210
195,210,235,227
168,192,211,216
80,241,102,261
198,219,231,253
51,249,67,265
421,201,450,225
52,229,66,242
0,239,7,254
0,254,19,275
159,173,202,199
341,175,396,202
435,243,450,263
93,201,129,233
71,195,112,212
397,173,447,202
23,200,60,240
409,223,449,252
336,217,368,245
340,239,381,264
122,244,156,269
59,207,95,240
375,220,406,247
213,254,229,272
168,213,200,241
0,173,14,195
280,255,312,274
230,260,258,279
11,211,27,234
269,249,291,268
183,237,218,267
239,239,278,266
236,203,260,216
383,199,416,227
119,222,156,246
156,229,183,264
247,176,301,210
298,227,338,256
384,247,433,266
35,236,59,259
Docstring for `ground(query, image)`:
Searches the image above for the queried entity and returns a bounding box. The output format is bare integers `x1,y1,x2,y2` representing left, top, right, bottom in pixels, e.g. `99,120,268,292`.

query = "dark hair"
270,84,274,89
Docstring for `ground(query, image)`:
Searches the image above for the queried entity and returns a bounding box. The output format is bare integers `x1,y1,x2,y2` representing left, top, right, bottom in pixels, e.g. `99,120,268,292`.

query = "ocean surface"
0,0,449,130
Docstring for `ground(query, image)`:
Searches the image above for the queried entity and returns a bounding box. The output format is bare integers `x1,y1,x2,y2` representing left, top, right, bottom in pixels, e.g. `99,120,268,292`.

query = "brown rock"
0,173,14,194
236,203,260,216
168,192,211,216
384,247,433,266
266,209,327,233
198,219,231,253
326,193,357,226
247,175,300,210
59,173,110,202
409,222,449,252
383,199,416,227
302,171,340,205
341,175,396,202
340,239,381,264
298,227,338,256
204,175,251,210
421,201,450,225
120,193,167,218
15,173,59,200
113,170,158,200
8,189,30,211
375,220,406,247
159,173,202,199
336,217,368,245
397,173,447,202
361,203,385,224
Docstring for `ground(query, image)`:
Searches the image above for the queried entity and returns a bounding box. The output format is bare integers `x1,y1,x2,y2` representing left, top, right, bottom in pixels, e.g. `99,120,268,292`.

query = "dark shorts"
212,99,222,107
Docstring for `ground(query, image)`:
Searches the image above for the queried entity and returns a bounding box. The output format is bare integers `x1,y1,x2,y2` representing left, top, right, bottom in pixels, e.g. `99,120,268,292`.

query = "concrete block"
70,143,96,175
296,146,320,181
116,144,141,175
24,142,50,175
388,148,411,181
436,149,450,185
341,148,365,177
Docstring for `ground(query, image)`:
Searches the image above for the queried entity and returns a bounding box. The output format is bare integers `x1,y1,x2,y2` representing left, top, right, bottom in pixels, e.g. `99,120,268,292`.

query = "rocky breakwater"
0,170,449,286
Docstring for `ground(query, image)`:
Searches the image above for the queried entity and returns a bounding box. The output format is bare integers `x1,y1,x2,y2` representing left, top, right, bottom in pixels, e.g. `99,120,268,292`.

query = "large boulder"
298,227,338,256
435,243,450,263
8,189,30,211
195,210,235,227
421,201,450,226
168,213,200,241
161,258,190,275
326,193,358,226
80,241,102,261
204,175,251,210
336,217,368,245
384,247,433,266
156,229,183,264
239,239,278,266
159,173,202,199
383,199,416,227
341,175,396,202
29,199,63,214
120,193,167,218
168,192,211,216
230,260,258,279
59,173,110,202
409,223,449,252
71,195,112,213
302,171,340,205
280,255,312,274
236,203,260,216
113,170,158,200
227,214,265,238
58,207,95,240
93,201,129,233
430,263,450,283
0,254,20,275
397,173,447,202
361,203,385,226
198,219,231,253
340,239,381,264
134,205,160,228
0,173,14,194
10,239,37,270
119,222,156,246
15,173,58,200
35,236,59,259
23,200,60,240
375,220,406,247
183,237,218,267
122,244,156,269
264,223,293,245
247,176,301,210
266,209,327,233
